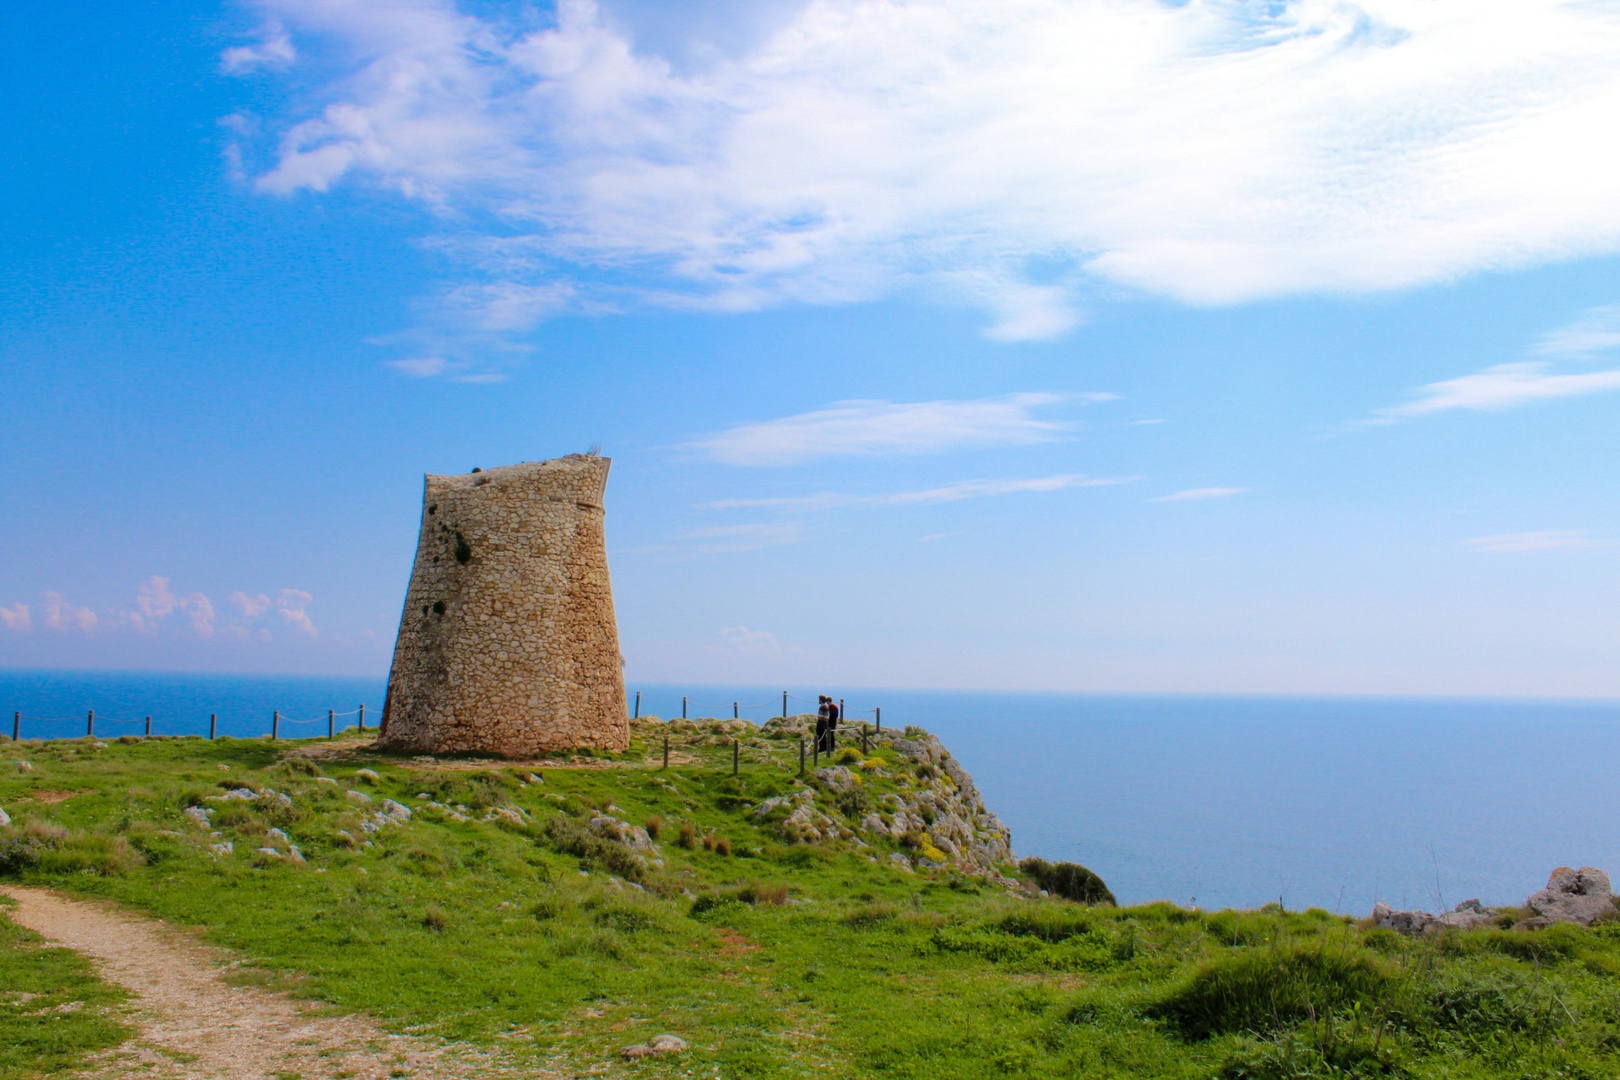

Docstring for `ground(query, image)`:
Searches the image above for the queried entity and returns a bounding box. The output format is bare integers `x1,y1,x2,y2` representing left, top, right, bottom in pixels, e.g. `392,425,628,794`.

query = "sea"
5,668,1618,917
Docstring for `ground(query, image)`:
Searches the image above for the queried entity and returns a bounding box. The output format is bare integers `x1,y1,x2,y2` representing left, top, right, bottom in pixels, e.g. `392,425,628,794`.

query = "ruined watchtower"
379,455,629,757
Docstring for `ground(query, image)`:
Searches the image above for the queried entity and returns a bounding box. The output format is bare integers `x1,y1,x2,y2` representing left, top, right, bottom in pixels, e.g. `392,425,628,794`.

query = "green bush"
1019,857,1115,905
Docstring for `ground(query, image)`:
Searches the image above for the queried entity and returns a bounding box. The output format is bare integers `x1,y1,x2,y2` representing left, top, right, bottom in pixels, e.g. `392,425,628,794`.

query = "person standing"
825,696,840,753
815,696,830,757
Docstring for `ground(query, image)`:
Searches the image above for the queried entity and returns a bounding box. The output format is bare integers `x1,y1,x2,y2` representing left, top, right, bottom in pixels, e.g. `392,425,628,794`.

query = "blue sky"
3,0,1620,695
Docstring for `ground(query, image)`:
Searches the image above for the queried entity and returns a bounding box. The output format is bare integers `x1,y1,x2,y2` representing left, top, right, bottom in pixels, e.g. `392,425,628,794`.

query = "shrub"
835,747,864,764
835,787,874,819
1149,942,1395,1039
1019,857,1115,905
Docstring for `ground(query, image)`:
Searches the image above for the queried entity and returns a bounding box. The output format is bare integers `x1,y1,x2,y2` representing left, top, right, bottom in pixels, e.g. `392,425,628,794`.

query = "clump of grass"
844,902,899,927
643,816,662,840
1,821,144,877
543,815,646,882
1149,941,1395,1039
421,905,450,932
676,823,697,850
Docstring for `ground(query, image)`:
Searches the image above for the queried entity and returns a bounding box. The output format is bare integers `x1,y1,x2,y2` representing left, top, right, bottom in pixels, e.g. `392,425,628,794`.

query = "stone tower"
379,455,629,757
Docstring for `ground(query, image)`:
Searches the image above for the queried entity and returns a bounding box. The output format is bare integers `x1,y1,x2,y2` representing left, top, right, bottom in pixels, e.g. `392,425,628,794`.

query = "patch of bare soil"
13,789,90,804
1,886,552,1080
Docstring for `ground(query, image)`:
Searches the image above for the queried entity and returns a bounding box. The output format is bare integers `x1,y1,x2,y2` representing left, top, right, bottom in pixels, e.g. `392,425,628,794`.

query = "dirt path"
1,886,540,1080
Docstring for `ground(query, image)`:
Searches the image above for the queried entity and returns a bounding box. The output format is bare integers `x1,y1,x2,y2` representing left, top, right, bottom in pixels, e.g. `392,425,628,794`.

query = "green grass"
0,896,131,1080
5,723,1620,1078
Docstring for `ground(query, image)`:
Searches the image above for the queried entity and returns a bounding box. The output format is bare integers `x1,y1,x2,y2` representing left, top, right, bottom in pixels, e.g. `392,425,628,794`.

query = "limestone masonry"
380,455,629,757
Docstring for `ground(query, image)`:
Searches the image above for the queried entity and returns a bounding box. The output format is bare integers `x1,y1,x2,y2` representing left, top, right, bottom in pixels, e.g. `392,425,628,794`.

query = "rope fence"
631,690,882,732
9,704,370,743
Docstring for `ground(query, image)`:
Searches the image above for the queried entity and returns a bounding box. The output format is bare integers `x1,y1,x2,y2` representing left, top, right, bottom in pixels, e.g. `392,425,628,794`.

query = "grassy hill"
5,719,1620,1079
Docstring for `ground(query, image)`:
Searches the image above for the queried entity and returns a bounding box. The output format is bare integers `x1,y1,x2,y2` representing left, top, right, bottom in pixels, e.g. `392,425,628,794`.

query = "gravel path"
2,886,536,1080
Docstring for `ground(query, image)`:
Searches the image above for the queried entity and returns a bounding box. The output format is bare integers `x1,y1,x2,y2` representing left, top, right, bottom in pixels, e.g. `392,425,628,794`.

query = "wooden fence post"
87,710,94,738
862,724,869,755
358,703,365,731
733,702,738,719
799,737,805,776
144,716,151,738
875,706,881,732
11,712,18,741
634,691,640,718
209,713,216,740
732,738,739,777
329,709,335,739
782,691,788,718
682,696,688,719
662,736,669,771
272,711,279,741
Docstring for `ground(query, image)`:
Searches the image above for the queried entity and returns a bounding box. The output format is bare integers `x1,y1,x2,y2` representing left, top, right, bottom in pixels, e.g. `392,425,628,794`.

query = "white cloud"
706,472,1133,510
221,23,296,73
719,624,783,655
275,589,318,636
1379,362,1620,419
136,576,178,620
0,603,30,631
41,593,98,632
230,591,274,618
1462,531,1597,553
684,393,1087,465
238,0,1620,343
1151,487,1247,502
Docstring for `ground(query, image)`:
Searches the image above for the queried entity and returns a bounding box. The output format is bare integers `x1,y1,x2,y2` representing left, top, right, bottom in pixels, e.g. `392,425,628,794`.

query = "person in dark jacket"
824,696,840,753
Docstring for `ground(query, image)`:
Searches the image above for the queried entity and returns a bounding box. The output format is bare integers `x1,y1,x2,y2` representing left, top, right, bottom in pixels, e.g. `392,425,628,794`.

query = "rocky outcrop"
1373,898,1496,935
735,724,1013,877
1373,866,1617,935
1523,866,1615,928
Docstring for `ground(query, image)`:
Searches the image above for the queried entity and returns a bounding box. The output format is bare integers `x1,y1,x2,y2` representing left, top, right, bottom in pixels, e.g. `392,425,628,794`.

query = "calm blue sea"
6,670,1619,916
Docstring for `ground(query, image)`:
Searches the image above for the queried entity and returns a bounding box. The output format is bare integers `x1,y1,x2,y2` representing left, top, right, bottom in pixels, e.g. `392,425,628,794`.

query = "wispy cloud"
1377,362,1620,420
706,473,1134,511
632,521,809,556
1534,305,1620,358
1462,531,1598,553
1150,487,1247,502
235,0,1620,349
684,393,1106,466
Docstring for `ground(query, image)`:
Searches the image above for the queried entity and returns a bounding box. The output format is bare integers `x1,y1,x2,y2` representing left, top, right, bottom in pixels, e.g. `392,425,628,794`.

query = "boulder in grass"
621,1034,687,1059
1523,866,1615,928
0,807,9,828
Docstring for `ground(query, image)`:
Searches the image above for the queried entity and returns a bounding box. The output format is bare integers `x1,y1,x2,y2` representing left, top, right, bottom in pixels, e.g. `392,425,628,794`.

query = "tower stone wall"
379,455,629,757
